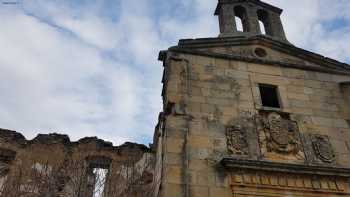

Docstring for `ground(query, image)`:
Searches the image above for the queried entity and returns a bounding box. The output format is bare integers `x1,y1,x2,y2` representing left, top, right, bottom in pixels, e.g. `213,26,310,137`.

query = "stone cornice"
160,36,350,76
221,157,350,177
167,47,350,76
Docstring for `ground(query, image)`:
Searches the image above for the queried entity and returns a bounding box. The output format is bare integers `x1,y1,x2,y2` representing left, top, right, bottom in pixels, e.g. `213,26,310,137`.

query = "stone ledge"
221,157,350,177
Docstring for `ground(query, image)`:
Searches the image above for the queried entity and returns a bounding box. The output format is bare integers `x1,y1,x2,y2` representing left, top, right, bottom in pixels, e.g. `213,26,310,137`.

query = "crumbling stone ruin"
1,0,350,197
0,129,154,197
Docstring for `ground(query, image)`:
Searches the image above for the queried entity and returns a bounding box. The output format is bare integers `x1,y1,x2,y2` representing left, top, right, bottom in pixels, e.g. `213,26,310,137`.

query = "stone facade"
153,1,350,196
1,0,350,197
153,47,350,197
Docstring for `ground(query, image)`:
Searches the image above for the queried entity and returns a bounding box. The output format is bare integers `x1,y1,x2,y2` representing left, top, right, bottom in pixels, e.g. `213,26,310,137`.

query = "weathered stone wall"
341,82,350,121
0,129,154,197
156,50,350,197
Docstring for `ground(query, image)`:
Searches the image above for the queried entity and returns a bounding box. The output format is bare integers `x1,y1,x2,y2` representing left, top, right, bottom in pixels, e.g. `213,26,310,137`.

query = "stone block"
201,104,217,114
212,138,227,152
188,102,201,113
248,63,282,76
162,183,184,197
189,159,208,171
217,106,238,117
224,69,249,80
231,61,248,71
196,171,210,186
215,170,229,187
215,59,230,69
287,93,310,101
287,85,307,94
282,68,307,79
165,166,182,184
311,117,333,127
205,97,234,106
289,99,309,108
190,96,206,103
337,153,350,166
289,78,305,87
316,73,333,82
188,136,211,149
166,138,184,154
166,116,188,130
195,56,215,67
304,80,323,89
331,139,349,154
238,101,255,110
333,119,349,128
251,73,289,85
166,128,188,138
291,107,313,116
237,79,251,87
189,148,211,160
190,186,209,197
239,90,253,102
191,87,203,97
165,153,183,165
209,187,230,197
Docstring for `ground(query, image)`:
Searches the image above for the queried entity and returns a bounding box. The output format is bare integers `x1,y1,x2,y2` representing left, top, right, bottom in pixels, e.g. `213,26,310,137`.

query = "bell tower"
215,0,287,42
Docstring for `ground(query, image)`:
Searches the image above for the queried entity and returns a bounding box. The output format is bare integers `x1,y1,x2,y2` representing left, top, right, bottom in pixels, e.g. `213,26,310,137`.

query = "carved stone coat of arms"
259,112,305,161
311,135,335,163
226,125,249,156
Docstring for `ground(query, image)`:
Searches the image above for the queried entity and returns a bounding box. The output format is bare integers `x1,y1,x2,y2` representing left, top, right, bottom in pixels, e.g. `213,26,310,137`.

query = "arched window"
234,6,249,32
257,9,271,35
235,16,244,32
259,20,266,35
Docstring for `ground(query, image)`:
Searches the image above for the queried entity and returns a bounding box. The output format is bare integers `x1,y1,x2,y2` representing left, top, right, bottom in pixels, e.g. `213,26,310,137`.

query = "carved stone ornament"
311,135,335,163
226,125,249,155
261,112,301,155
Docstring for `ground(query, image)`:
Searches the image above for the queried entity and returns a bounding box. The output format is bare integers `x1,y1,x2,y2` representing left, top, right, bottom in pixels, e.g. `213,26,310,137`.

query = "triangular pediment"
166,36,350,75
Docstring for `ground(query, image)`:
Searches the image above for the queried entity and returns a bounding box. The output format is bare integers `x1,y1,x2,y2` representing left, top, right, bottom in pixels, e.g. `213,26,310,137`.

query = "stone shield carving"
258,112,305,161
263,112,300,154
311,135,335,163
226,125,249,155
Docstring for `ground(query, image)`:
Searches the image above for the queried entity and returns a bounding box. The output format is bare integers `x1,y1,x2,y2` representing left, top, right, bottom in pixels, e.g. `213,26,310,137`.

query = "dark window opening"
257,9,272,36
259,84,281,108
234,6,249,32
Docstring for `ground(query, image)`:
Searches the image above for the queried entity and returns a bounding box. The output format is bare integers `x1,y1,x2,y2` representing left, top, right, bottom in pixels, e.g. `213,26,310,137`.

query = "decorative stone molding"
231,170,350,196
223,158,350,196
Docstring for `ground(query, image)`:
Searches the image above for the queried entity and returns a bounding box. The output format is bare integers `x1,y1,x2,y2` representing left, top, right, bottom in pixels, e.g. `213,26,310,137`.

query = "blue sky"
0,0,349,145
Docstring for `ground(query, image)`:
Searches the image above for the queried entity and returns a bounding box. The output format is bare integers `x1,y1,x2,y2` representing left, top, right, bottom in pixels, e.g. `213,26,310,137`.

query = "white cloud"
0,6,145,144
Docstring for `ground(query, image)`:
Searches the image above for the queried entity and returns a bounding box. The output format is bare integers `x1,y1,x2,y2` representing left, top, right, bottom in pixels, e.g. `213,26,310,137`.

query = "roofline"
165,47,350,76
215,0,283,15
174,35,350,72
158,36,350,76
